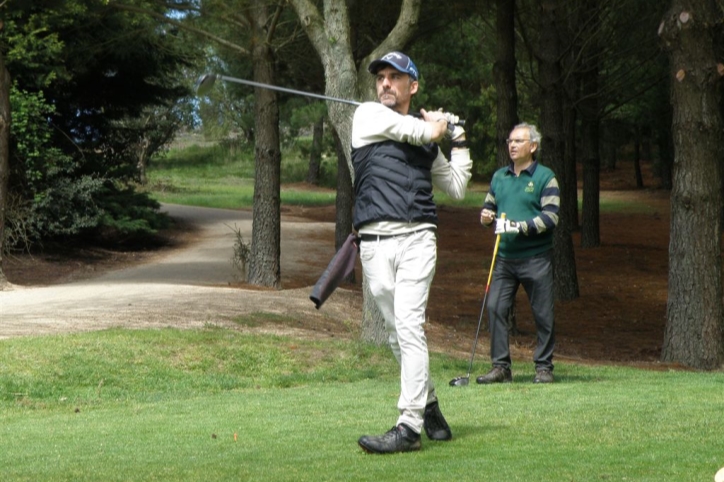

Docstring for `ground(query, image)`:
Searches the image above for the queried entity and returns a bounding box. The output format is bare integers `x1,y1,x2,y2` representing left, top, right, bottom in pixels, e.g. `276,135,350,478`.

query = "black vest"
352,140,439,230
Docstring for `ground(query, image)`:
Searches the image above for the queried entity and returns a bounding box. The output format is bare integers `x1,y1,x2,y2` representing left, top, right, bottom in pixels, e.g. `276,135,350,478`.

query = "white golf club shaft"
197,73,360,106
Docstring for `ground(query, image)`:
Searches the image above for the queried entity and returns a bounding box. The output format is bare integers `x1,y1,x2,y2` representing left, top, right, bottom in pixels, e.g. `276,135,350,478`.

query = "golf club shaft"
199,74,465,126
216,75,361,106
464,214,505,378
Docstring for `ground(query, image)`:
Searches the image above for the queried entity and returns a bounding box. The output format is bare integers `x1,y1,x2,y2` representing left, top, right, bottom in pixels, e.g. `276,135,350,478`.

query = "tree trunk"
494,0,518,169
538,0,579,301
563,95,579,231
0,56,9,288
361,276,387,345
659,0,724,369
579,1,601,248
633,128,644,188
600,121,618,172
332,126,355,284
305,114,324,185
561,1,587,235
580,112,600,248
641,126,653,162
246,1,282,288
561,12,580,234
290,0,421,344
494,0,520,334
136,138,150,186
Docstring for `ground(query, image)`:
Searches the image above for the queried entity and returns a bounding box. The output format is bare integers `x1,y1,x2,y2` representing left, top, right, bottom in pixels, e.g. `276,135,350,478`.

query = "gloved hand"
442,111,460,125
495,218,521,235
447,124,465,140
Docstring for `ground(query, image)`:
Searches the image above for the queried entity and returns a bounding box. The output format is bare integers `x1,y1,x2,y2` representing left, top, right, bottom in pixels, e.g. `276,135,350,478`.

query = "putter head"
449,376,470,387
195,73,217,96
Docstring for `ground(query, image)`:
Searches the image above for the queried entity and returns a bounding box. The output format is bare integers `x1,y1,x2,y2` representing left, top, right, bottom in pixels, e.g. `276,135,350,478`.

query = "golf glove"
495,218,521,235
447,125,465,140
443,111,460,125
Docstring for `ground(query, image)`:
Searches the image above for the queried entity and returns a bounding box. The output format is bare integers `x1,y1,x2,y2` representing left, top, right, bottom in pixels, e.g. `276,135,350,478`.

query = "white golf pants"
359,228,438,434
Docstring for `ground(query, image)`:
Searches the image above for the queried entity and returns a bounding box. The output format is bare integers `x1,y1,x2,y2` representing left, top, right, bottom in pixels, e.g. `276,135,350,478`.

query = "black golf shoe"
358,424,421,454
533,368,554,383
424,401,452,441
475,366,513,384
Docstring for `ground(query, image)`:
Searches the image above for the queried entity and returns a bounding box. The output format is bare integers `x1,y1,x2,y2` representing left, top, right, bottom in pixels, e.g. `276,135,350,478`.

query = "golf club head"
449,376,470,387
195,73,217,96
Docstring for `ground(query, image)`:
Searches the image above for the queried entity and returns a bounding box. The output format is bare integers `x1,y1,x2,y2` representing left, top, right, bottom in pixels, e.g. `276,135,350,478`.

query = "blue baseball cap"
368,51,419,81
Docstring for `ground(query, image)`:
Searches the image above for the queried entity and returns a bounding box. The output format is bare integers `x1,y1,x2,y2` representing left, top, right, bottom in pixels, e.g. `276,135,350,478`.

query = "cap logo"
382,52,403,62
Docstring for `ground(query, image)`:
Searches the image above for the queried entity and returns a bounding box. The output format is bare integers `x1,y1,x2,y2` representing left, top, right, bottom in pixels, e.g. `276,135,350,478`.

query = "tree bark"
659,0,724,369
538,0,579,301
563,95,579,231
560,7,580,234
494,0,518,169
580,111,601,248
0,54,9,288
494,0,520,334
332,126,355,284
246,1,282,288
600,121,618,172
305,114,324,185
579,0,601,248
633,129,644,188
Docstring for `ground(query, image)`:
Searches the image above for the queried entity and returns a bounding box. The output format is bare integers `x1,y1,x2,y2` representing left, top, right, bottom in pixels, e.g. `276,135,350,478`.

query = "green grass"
596,196,664,213
147,143,336,208
1,326,723,481
148,143,665,215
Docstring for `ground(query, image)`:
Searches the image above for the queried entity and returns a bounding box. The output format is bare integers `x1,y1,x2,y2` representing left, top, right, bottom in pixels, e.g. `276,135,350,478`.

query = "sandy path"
0,204,361,339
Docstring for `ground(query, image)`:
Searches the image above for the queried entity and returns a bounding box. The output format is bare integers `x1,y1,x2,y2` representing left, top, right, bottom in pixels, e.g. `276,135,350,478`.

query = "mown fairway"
1,327,723,482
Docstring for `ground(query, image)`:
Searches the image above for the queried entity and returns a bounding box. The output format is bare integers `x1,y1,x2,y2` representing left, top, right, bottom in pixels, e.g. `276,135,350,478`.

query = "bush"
5,84,176,253
93,185,171,245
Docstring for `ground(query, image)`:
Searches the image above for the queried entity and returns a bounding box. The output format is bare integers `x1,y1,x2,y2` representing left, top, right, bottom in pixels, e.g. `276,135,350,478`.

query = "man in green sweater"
477,122,560,384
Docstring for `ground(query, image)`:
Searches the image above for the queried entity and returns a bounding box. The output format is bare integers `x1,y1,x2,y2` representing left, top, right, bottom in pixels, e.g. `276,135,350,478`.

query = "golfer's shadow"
446,423,508,441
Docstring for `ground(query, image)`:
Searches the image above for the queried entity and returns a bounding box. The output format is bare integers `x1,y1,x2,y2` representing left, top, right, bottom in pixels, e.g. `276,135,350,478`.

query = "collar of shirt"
505,160,538,176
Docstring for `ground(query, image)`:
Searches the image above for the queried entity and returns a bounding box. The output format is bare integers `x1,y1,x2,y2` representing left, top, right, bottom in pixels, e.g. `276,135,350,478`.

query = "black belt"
359,228,434,242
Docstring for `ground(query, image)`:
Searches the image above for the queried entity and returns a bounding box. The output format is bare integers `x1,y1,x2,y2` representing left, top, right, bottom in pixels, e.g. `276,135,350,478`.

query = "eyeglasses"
506,138,531,145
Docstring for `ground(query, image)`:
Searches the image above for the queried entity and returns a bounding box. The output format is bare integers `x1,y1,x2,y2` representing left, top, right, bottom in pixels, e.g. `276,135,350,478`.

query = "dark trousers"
487,250,555,371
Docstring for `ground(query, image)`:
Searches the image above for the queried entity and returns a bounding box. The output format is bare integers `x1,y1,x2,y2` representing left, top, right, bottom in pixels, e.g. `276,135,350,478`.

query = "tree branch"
267,1,285,44
364,0,421,66
111,2,250,56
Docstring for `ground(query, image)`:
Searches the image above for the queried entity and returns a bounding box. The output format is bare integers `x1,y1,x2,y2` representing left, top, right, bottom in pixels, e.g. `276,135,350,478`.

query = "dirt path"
0,204,361,340
0,183,678,368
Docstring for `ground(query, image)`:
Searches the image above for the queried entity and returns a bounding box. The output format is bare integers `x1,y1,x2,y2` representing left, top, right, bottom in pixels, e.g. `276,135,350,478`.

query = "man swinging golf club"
477,122,560,384
353,51,473,454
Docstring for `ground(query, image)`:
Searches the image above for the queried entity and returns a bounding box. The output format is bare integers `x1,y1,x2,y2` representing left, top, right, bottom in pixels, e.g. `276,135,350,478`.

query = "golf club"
195,73,464,126
449,213,505,387
195,73,361,106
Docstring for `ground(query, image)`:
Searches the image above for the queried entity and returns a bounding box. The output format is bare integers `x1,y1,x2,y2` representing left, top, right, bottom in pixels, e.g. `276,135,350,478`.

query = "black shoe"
424,401,452,441
533,368,554,384
358,424,421,454
476,366,512,384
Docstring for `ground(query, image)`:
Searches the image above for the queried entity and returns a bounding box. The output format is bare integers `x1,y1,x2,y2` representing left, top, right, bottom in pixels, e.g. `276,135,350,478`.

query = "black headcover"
309,233,360,309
